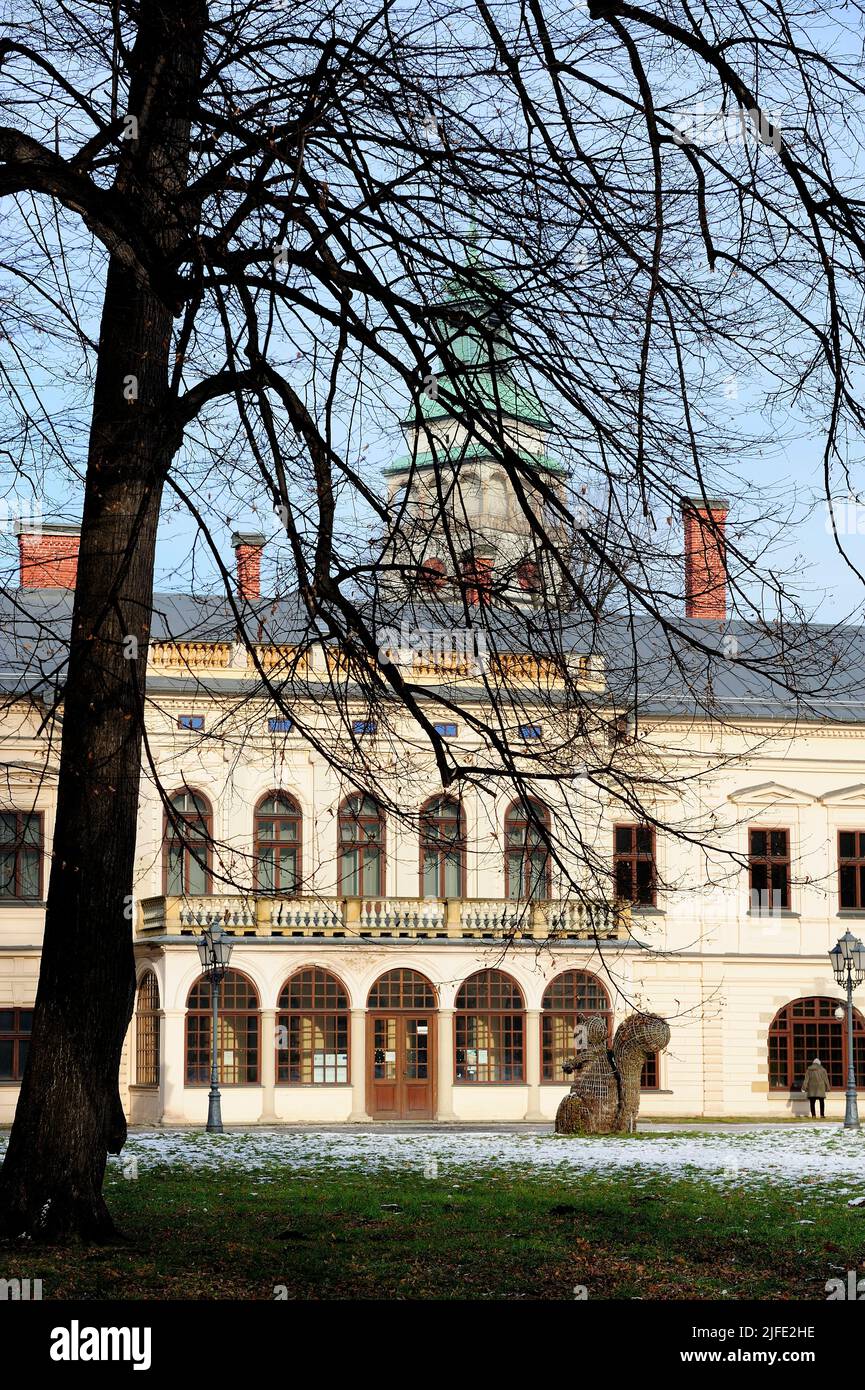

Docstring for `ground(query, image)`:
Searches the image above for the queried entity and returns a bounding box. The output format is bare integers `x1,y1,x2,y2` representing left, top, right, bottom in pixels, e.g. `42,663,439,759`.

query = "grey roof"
1,585,864,725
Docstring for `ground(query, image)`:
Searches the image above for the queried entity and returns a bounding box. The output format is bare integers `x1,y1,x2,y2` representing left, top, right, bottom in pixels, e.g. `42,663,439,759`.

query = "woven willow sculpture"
555,1012,671,1134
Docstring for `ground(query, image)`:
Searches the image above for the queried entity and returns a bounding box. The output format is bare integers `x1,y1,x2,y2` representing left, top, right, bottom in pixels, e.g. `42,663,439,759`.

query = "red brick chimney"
232,531,266,600
681,497,728,620
461,551,494,606
16,521,80,589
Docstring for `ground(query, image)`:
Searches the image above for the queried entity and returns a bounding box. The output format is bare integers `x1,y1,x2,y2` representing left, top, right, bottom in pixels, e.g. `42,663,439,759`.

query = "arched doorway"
367,969,437,1118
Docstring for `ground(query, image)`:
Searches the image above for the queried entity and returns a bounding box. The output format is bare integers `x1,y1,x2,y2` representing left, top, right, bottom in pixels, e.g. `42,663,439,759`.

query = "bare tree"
0,0,864,1239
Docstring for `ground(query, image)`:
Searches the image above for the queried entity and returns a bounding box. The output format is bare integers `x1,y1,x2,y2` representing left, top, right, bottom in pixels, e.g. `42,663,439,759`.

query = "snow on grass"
2,1124,862,1190
77,1125,865,1190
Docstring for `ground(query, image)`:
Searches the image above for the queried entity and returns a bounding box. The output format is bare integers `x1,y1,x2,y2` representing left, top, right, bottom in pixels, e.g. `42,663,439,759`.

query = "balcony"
137,894,629,941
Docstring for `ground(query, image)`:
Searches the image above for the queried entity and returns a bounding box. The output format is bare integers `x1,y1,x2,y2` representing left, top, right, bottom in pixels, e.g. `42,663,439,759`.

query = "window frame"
455,969,525,1084
185,969,260,1085
838,830,865,910
748,826,791,912
0,1007,33,1082
338,793,386,897
254,791,302,894
768,995,865,1092
135,972,160,1087
163,788,213,896
0,810,44,901
613,822,657,906
504,797,552,902
419,795,466,899
276,967,350,1086
540,970,612,1082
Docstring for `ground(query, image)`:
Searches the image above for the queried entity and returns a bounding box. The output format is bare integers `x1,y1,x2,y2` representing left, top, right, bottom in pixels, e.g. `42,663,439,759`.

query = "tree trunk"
0,0,206,1242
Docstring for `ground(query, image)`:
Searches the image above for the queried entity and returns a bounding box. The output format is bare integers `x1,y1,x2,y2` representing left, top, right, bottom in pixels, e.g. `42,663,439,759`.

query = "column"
160,1010,188,1123
348,1009,369,1120
259,1008,277,1122
436,1009,456,1120
524,1009,545,1121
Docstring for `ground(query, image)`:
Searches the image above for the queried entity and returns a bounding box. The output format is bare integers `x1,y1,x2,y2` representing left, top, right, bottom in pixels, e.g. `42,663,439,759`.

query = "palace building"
2,273,865,1128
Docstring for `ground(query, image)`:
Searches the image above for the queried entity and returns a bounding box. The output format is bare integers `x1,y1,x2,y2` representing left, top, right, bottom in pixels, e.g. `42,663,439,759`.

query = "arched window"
255,793,302,893
541,970,612,1082
136,972,160,1087
768,996,865,1091
165,789,212,895
455,969,524,1082
505,798,552,901
338,794,385,896
420,796,465,898
185,969,259,1084
367,968,437,1010
277,968,349,1084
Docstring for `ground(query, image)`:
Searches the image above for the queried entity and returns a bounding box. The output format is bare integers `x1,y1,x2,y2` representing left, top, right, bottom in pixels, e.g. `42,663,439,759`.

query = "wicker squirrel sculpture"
555,1011,671,1134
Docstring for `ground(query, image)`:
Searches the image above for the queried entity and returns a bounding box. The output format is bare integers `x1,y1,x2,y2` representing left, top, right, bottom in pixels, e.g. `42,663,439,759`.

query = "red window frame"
0,811,43,900
419,796,466,898
254,792,302,893
164,789,212,895
748,827,790,911
613,823,656,906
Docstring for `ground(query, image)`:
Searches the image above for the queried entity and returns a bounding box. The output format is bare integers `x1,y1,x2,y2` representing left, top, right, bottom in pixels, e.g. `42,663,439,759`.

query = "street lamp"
197,923,233,1134
829,929,865,1130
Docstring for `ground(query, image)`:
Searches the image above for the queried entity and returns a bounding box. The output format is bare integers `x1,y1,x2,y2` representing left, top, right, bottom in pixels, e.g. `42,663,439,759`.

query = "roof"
1,586,864,726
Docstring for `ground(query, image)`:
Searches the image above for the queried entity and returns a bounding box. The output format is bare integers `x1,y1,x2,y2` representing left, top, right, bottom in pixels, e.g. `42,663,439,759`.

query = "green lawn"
1,1159,861,1300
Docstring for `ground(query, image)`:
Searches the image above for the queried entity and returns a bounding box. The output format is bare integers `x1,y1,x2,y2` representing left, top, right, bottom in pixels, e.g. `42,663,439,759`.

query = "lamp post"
197,923,233,1134
829,930,865,1130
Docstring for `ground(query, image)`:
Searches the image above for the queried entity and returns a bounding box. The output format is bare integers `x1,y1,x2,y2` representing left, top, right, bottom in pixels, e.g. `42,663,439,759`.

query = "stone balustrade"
137,893,628,941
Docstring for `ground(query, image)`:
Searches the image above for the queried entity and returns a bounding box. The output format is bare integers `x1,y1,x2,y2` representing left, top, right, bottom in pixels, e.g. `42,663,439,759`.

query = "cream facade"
3,648,864,1127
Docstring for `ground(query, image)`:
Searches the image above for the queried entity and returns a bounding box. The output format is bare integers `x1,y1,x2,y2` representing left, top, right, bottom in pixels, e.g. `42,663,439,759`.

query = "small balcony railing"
137,893,629,941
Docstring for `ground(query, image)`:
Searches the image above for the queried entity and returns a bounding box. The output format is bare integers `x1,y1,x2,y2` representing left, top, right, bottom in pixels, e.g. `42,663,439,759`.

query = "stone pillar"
160,1010,188,1123
348,1009,369,1120
259,1008,277,1122
524,1009,545,1121
436,1009,456,1120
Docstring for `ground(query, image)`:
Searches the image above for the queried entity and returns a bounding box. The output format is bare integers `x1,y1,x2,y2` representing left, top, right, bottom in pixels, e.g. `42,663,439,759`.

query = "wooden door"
368,1013,436,1118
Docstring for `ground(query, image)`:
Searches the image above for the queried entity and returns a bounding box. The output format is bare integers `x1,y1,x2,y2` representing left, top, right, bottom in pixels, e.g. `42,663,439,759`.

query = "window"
255,793,301,893
640,1053,659,1089
277,969,349,1084
749,827,790,911
434,722,458,737
518,724,542,741
136,973,160,1087
0,1008,33,1081
178,714,204,731
505,798,551,901
367,968,437,1010
352,719,377,736
0,812,43,900
541,971,612,1081
614,824,656,905
185,970,259,1084
338,794,385,896
839,831,865,909
768,996,865,1091
164,789,212,895
268,718,293,734
455,970,524,1082
420,796,465,898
